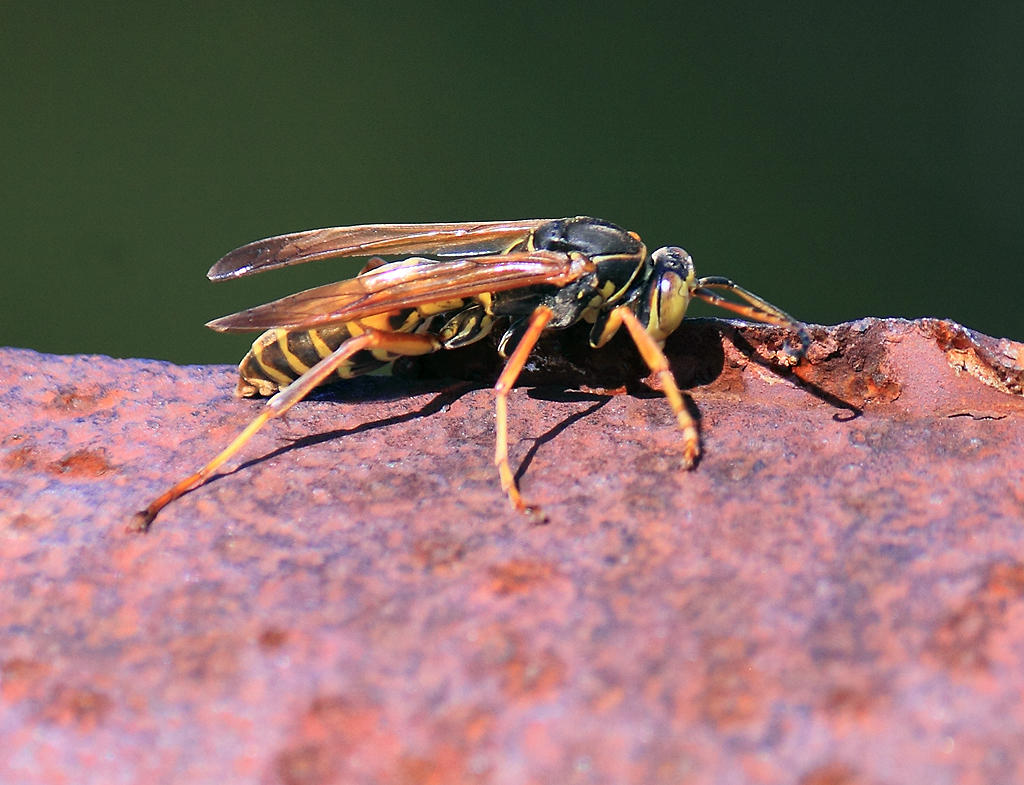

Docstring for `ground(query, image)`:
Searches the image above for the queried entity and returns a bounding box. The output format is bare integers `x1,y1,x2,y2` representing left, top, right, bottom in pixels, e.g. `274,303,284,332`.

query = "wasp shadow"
208,379,483,484
514,390,613,480
712,320,862,421
205,316,859,496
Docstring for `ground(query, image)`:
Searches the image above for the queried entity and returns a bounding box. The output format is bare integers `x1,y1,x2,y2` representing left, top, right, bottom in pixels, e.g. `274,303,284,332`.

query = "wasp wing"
207,219,553,281
207,250,590,332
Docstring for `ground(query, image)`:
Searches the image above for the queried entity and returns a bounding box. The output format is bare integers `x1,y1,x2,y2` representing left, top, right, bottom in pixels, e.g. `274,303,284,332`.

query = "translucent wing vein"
207,251,590,332
208,219,552,280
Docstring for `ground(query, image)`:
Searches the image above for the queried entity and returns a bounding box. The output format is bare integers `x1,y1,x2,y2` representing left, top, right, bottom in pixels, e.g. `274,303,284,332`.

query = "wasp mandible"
131,216,810,531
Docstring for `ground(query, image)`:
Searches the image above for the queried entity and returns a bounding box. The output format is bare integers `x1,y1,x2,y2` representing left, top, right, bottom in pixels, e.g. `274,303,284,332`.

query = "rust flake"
39,683,114,730
486,559,558,596
48,447,115,477
925,318,1024,397
928,561,1024,673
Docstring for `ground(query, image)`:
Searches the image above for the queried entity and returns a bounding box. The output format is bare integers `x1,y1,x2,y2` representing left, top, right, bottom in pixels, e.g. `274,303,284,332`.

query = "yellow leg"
612,306,700,468
129,329,440,532
493,306,553,512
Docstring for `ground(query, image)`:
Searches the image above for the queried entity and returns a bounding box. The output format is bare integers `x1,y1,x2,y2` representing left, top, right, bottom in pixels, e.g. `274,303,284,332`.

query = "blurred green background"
2,3,1021,365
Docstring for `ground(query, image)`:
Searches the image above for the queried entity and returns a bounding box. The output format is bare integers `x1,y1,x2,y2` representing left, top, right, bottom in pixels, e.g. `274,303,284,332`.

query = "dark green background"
3,3,1022,365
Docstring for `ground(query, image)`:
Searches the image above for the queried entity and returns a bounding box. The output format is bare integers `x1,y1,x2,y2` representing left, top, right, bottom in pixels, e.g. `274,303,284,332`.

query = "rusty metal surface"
1,317,1023,785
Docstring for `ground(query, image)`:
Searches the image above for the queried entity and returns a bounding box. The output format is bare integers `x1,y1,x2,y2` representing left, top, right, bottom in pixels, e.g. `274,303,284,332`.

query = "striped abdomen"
233,296,492,398
235,309,432,398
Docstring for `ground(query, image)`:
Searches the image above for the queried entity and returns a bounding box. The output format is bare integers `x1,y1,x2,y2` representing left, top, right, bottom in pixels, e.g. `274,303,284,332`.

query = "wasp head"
639,246,697,345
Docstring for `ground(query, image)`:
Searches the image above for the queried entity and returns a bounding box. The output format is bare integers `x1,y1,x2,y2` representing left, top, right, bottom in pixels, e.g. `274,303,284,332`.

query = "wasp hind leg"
492,306,553,513
129,328,441,532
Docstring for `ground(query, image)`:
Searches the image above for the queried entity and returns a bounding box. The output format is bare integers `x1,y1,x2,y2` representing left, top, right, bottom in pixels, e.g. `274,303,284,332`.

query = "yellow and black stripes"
236,324,365,397
235,300,484,398
236,313,426,397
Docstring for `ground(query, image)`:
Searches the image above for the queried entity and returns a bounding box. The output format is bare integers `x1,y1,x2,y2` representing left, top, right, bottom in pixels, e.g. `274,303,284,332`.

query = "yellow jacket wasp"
131,216,810,531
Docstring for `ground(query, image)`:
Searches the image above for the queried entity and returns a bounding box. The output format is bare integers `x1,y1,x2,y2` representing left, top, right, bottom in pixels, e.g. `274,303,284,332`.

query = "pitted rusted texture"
1,318,1023,785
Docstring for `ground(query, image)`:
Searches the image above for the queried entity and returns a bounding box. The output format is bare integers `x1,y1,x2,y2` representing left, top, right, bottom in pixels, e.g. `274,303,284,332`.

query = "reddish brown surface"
1,317,1023,785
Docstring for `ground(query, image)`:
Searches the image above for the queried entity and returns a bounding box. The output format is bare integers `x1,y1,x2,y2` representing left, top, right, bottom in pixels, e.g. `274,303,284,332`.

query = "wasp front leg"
607,306,700,468
130,328,441,532
692,276,810,361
